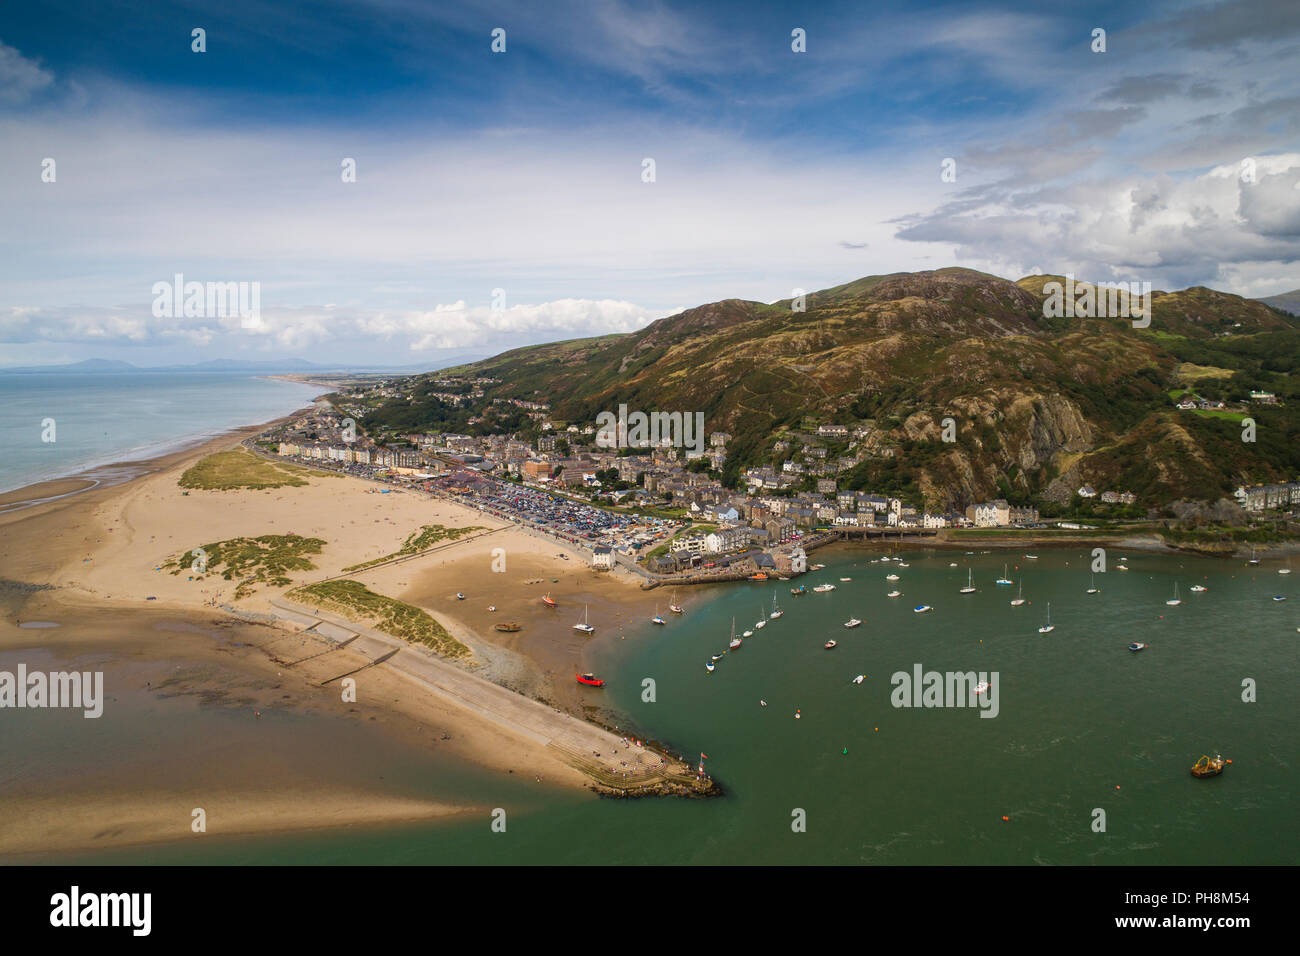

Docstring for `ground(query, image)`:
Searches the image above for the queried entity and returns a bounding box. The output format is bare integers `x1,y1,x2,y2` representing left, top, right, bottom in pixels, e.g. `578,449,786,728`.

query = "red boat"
542,594,557,608
575,672,604,687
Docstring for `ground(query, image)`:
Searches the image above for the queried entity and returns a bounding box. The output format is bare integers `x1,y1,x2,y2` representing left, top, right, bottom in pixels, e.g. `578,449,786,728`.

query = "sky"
1,0,1298,368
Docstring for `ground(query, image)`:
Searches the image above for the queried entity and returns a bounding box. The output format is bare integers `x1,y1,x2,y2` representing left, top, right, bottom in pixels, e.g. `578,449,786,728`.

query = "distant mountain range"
1256,289,1300,316
0,354,487,375
372,267,1300,510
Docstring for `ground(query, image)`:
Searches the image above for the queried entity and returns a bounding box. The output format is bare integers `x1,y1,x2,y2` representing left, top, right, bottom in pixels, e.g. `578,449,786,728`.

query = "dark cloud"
1097,73,1197,105
1160,0,1300,50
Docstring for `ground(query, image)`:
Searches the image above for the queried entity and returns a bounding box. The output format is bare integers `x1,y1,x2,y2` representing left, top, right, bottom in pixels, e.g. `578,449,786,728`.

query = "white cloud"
0,40,53,105
0,298,673,355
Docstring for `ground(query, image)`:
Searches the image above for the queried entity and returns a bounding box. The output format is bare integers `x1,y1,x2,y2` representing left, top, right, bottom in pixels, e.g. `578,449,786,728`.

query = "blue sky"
1,0,1298,367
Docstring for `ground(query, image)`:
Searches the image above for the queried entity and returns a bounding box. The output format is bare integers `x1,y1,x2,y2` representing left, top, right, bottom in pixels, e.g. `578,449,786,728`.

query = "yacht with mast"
960,568,976,593
1037,603,1055,633
1011,580,1026,606
573,605,595,633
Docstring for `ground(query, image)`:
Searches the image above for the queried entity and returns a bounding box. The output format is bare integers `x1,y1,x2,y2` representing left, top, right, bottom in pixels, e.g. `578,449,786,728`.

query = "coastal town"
258,376,1300,586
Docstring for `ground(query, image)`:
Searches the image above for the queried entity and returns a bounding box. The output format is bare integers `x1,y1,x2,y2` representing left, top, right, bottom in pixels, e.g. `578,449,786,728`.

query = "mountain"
1257,289,1300,317
371,268,1300,511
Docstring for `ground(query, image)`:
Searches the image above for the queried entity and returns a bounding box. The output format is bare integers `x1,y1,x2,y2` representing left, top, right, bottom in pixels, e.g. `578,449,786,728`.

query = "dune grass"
170,533,326,599
341,523,486,572
178,449,310,490
287,579,469,658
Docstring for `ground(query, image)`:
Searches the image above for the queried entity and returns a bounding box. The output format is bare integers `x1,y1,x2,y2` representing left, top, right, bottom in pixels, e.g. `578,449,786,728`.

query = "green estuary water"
35,547,1299,865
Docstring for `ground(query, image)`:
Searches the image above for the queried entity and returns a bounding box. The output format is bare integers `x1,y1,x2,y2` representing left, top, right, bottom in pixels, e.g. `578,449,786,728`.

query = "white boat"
949,562,958,568
1037,603,1055,633
1280,566,1292,575
995,564,1013,585
811,563,826,570
1086,573,1100,595
887,590,902,598
1189,584,1207,592
742,628,754,638
651,606,666,625
852,674,865,684
813,583,836,592
960,569,976,594
1248,546,1259,566
1166,583,1182,606
898,563,910,568
769,595,783,619
728,618,742,650
840,577,852,582
844,618,862,628
886,573,900,581
1117,564,1130,572
913,604,932,613
711,653,724,661
1273,595,1288,602
1010,580,1026,606
755,619,766,630
573,605,595,633
1025,554,1039,560
824,640,837,649
705,661,715,673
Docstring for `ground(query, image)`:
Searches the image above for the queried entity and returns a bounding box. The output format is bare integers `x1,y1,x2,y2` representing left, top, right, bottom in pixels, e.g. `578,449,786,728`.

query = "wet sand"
0,424,646,856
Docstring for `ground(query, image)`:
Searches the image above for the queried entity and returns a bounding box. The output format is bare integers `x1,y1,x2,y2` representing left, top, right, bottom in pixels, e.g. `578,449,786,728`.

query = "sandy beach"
0,419,699,856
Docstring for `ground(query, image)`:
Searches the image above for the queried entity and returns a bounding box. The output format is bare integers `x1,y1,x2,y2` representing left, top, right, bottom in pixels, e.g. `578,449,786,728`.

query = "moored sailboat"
573,604,595,633
1037,603,1055,633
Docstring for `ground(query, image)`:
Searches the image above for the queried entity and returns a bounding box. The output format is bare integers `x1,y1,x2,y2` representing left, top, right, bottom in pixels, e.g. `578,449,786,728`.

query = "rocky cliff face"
405,267,1300,508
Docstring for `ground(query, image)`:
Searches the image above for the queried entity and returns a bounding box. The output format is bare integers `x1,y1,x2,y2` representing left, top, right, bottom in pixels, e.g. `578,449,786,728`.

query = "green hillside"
367,269,1300,509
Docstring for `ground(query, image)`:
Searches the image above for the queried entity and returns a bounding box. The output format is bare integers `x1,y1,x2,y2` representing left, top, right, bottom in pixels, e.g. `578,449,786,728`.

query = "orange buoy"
1002,815,1010,821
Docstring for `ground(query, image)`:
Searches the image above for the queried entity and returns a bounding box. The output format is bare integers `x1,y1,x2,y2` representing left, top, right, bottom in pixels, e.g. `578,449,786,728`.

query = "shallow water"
29,546,1296,864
